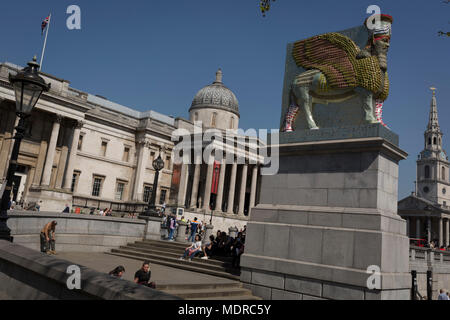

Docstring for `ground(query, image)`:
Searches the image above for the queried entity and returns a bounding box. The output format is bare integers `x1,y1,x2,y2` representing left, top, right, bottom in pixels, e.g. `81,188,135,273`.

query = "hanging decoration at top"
260,0,276,17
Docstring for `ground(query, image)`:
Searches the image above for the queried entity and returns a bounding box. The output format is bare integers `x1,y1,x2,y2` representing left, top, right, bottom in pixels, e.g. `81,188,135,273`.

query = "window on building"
428,138,432,146
150,151,155,163
443,167,446,181
123,146,130,162
194,112,199,122
92,176,104,197
211,112,217,127
78,134,84,151
425,165,430,179
115,181,125,200
71,171,81,193
434,137,437,145
101,141,108,156
159,189,167,205
166,156,171,169
230,117,234,129
143,185,153,203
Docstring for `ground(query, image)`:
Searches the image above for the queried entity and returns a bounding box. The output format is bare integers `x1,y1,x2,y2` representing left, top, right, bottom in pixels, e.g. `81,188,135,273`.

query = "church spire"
427,87,440,132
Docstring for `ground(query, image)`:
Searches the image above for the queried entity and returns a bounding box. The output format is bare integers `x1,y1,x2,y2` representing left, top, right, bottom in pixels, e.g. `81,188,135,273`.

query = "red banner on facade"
211,161,221,195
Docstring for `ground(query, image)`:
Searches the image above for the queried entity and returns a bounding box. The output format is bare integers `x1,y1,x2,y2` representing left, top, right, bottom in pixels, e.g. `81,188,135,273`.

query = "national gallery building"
0,62,264,227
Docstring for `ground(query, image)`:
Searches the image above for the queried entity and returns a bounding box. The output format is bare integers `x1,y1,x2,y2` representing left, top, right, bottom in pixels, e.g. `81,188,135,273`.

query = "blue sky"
1,0,449,199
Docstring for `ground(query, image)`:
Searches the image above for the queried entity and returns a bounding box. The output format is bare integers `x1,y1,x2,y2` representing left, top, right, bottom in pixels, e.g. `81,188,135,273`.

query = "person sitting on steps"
179,235,202,262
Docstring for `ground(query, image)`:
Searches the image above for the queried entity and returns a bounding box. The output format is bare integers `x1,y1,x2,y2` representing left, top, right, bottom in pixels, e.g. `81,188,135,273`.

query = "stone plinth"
176,221,188,243
240,135,411,300
26,187,73,212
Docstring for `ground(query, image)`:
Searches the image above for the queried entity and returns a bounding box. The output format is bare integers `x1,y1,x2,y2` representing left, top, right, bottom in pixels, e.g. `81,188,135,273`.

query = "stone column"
190,154,202,209
203,225,214,245
55,126,70,189
227,162,238,214
63,121,83,190
439,217,443,248
176,221,188,243
416,218,421,239
406,218,410,238
249,165,258,210
41,115,62,187
203,159,214,212
238,164,248,216
215,162,226,212
132,139,149,201
427,217,432,244
446,219,450,247
177,163,189,207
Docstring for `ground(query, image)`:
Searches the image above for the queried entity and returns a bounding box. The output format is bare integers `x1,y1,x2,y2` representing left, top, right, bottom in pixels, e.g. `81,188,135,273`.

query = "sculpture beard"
373,38,389,72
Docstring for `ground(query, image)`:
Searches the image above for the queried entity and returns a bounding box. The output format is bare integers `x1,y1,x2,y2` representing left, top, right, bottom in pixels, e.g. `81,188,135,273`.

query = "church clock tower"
416,88,450,205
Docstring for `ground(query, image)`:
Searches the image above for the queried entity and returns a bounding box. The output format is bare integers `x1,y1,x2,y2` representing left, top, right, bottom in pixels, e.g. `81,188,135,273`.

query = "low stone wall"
0,240,180,300
7,211,162,252
410,247,450,299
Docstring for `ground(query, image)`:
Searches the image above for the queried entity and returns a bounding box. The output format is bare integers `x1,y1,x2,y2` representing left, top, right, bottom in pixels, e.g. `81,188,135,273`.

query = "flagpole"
39,13,51,71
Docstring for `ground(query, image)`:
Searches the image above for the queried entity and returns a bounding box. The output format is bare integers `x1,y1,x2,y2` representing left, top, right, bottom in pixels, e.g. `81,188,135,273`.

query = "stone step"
161,287,252,299
106,251,240,281
157,282,242,291
140,239,194,250
121,245,230,268
111,248,235,274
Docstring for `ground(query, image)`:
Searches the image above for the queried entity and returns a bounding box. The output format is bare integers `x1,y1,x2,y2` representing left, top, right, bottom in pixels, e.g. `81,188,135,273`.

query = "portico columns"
427,217,432,244
439,217,443,248
446,219,450,247
63,120,83,190
238,164,248,216
406,218,410,238
177,163,189,207
227,162,237,214
190,154,202,209
203,158,214,212
215,162,226,212
416,218,421,239
133,140,149,201
249,165,258,210
41,115,62,187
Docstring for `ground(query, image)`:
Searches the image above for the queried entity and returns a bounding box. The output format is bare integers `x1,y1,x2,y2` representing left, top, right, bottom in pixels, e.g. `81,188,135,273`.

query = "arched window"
230,117,234,129
194,112,199,122
425,165,430,179
434,137,437,145
443,167,446,181
428,138,432,146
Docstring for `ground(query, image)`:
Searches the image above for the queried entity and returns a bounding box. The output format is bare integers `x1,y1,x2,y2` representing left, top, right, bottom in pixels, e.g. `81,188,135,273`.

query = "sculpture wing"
292,33,359,89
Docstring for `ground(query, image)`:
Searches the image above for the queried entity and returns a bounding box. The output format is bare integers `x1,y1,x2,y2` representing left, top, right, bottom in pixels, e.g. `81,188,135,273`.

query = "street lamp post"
143,149,165,217
0,57,50,241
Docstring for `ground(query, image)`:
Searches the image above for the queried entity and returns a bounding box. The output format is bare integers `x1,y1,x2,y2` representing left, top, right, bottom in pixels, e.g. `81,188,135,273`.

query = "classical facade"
0,62,176,212
399,90,450,247
173,69,264,229
0,62,263,225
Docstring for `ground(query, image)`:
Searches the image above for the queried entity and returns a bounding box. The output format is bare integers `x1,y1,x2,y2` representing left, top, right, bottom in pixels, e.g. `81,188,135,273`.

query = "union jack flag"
41,16,50,35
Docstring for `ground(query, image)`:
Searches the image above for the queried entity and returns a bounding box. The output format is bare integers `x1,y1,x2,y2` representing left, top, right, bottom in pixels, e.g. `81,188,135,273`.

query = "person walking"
40,221,57,255
168,215,177,241
187,217,199,242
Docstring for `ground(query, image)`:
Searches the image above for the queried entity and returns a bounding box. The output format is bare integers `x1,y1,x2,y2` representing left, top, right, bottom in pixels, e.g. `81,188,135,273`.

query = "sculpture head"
365,14,393,72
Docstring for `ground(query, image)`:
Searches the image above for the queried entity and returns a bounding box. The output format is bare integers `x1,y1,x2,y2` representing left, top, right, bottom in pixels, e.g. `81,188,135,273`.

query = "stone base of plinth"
240,136,411,300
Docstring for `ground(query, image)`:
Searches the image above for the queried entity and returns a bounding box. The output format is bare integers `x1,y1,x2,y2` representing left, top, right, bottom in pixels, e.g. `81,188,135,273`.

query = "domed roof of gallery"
190,69,240,117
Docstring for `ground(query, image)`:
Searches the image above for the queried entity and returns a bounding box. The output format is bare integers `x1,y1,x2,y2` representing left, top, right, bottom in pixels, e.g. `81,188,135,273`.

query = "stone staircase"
107,239,261,300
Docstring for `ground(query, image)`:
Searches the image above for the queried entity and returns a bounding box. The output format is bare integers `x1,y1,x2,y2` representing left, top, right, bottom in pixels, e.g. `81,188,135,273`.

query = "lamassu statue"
282,14,393,131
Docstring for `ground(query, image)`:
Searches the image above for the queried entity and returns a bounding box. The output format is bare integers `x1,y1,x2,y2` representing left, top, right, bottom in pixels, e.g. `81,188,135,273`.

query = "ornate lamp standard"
0,57,50,241
143,148,165,217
